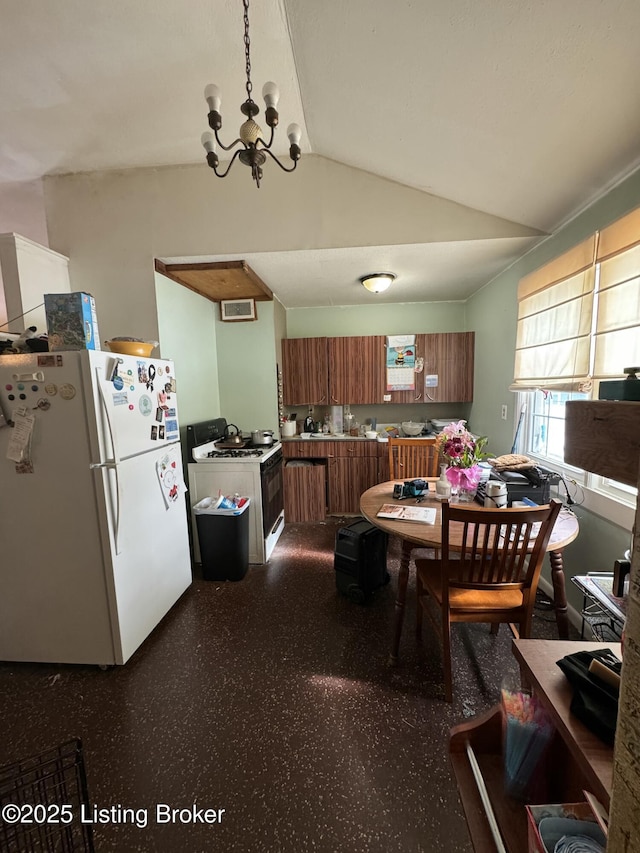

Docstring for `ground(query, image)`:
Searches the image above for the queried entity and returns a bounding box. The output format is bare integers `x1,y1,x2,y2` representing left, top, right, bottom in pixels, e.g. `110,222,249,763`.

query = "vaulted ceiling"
2,0,640,307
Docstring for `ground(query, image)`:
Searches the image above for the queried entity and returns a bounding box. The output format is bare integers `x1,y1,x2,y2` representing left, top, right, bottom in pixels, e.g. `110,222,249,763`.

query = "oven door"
260,448,284,537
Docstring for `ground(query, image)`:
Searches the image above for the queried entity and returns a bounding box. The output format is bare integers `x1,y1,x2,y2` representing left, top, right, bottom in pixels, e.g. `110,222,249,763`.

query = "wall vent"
220,298,256,322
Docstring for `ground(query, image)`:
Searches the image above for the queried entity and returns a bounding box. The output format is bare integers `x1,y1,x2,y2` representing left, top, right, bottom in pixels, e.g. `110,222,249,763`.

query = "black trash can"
193,497,251,581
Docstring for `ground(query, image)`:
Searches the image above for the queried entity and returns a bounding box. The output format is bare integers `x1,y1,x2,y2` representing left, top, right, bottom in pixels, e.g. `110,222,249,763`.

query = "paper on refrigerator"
6,408,35,463
156,444,186,509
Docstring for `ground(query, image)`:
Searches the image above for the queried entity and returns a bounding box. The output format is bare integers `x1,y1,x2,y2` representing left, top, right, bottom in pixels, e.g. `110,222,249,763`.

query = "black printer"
476,465,561,506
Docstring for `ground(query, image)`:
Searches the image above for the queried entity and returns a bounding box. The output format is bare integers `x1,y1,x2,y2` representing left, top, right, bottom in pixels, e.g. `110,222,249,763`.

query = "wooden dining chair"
415,499,562,702
387,437,439,480
387,437,441,563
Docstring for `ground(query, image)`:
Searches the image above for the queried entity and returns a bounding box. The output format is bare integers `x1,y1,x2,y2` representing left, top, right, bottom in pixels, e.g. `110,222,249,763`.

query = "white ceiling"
3,0,640,307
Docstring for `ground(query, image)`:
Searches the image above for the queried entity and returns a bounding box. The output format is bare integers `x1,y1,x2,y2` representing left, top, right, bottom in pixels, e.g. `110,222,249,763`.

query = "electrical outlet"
501,405,508,420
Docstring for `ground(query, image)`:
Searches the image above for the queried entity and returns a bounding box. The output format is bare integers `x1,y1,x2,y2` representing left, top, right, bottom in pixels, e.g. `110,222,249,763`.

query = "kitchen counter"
282,434,377,441
281,434,436,442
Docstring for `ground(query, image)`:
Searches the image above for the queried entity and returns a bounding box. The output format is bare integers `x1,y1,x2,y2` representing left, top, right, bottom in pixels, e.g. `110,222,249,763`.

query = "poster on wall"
386,335,416,391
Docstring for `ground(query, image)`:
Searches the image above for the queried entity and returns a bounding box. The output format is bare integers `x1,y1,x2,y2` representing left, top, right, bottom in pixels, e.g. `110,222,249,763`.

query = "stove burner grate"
206,448,264,458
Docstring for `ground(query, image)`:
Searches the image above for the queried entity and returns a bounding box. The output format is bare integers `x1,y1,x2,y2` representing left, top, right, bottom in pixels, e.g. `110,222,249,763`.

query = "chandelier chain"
243,0,253,102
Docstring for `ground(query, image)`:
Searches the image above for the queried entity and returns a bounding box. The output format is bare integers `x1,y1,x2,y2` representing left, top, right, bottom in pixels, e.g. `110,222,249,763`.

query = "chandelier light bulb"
262,82,280,109
201,132,217,154
286,123,302,146
204,84,222,112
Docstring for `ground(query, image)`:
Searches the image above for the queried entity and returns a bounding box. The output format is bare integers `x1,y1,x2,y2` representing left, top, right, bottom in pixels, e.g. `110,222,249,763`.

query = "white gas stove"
192,439,282,464
186,420,284,565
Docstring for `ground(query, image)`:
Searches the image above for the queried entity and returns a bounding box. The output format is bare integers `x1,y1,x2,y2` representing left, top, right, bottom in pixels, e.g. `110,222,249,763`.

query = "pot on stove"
251,429,274,446
223,424,245,446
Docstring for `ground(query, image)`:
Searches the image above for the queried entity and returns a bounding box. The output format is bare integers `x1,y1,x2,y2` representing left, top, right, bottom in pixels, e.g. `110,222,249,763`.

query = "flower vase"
457,484,477,503
445,466,480,503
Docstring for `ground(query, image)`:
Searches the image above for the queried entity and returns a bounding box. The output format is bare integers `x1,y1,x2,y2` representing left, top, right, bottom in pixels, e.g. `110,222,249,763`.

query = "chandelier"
201,0,302,188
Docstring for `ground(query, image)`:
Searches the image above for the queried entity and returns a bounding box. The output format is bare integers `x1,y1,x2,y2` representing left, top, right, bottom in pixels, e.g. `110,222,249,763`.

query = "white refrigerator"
0,349,192,665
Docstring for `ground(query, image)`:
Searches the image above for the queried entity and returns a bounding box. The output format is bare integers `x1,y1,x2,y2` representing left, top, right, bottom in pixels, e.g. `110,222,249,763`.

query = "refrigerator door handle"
91,462,122,555
95,366,120,463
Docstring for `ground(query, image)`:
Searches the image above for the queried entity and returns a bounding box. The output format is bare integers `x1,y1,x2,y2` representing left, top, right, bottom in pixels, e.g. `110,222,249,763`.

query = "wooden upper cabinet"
328,336,386,404
418,332,475,403
282,337,328,405
282,331,475,406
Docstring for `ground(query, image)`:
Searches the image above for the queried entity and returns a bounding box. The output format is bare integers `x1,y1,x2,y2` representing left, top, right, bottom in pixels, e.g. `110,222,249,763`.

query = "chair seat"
416,559,525,612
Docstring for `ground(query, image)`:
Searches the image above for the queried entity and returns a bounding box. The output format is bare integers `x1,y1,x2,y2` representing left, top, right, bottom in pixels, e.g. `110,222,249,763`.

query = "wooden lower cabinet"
283,462,326,522
282,439,382,516
327,456,378,514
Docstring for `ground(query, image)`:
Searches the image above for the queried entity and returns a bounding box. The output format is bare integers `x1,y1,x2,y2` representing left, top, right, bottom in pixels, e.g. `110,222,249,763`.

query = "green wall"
215,300,280,434
155,272,220,428
286,300,466,337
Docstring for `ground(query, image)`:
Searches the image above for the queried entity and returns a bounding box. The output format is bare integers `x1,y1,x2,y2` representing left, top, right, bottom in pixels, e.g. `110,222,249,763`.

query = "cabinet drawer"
283,441,329,458
323,441,379,457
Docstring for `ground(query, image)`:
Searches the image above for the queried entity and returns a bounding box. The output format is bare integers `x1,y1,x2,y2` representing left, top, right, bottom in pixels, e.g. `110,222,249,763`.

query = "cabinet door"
283,463,326,522
377,444,390,483
327,457,379,514
419,332,475,403
387,335,424,404
282,338,328,405
328,336,386,404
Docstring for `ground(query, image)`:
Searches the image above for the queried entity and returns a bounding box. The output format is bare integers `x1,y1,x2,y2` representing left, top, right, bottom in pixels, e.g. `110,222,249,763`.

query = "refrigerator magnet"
150,425,158,440
137,362,149,384
155,407,164,423
139,395,152,416
44,383,57,396
34,399,51,411
112,375,124,391
59,383,76,400
159,425,165,439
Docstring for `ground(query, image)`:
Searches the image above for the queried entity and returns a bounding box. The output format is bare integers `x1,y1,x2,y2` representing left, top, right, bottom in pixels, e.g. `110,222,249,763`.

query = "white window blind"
594,208,640,380
511,236,596,391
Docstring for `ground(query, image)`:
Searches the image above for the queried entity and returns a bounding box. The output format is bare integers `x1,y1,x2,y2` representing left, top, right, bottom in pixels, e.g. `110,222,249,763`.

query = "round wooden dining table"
360,479,580,663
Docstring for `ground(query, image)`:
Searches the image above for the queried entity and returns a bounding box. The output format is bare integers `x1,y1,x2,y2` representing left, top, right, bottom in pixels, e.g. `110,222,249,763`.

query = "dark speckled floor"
0,520,567,852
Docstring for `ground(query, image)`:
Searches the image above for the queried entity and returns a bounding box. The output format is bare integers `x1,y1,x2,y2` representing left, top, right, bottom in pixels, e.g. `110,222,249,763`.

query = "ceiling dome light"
360,273,396,294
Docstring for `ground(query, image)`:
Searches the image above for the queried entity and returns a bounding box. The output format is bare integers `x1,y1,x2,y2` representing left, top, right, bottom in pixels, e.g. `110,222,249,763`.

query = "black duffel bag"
556,648,620,745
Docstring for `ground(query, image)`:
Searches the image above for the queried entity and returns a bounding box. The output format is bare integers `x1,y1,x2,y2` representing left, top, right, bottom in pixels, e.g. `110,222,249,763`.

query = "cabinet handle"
425,390,435,401
330,395,338,403
317,395,326,403
414,393,422,401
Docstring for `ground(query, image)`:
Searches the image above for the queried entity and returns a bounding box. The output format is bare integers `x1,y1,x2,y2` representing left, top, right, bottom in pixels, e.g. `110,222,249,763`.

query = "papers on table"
376,503,436,524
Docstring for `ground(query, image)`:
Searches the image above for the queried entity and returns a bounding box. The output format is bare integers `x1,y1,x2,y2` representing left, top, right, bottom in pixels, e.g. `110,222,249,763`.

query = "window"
512,207,640,519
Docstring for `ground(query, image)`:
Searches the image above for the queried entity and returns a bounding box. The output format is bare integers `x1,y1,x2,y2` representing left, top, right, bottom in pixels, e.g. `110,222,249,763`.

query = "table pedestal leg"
390,539,412,665
549,548,570,640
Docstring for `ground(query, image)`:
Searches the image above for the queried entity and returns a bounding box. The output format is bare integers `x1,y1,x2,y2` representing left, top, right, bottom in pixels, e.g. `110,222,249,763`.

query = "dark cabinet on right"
417,332,474,403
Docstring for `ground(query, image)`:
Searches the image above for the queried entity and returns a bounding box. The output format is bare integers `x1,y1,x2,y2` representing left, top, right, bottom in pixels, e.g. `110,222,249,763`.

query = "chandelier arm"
255,126,276,150
261,148,298,174
212,149,243,179
213,130,246,153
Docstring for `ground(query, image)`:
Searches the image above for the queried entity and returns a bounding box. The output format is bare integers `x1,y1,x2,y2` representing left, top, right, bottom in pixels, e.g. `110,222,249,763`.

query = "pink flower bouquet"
436,420,489,491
